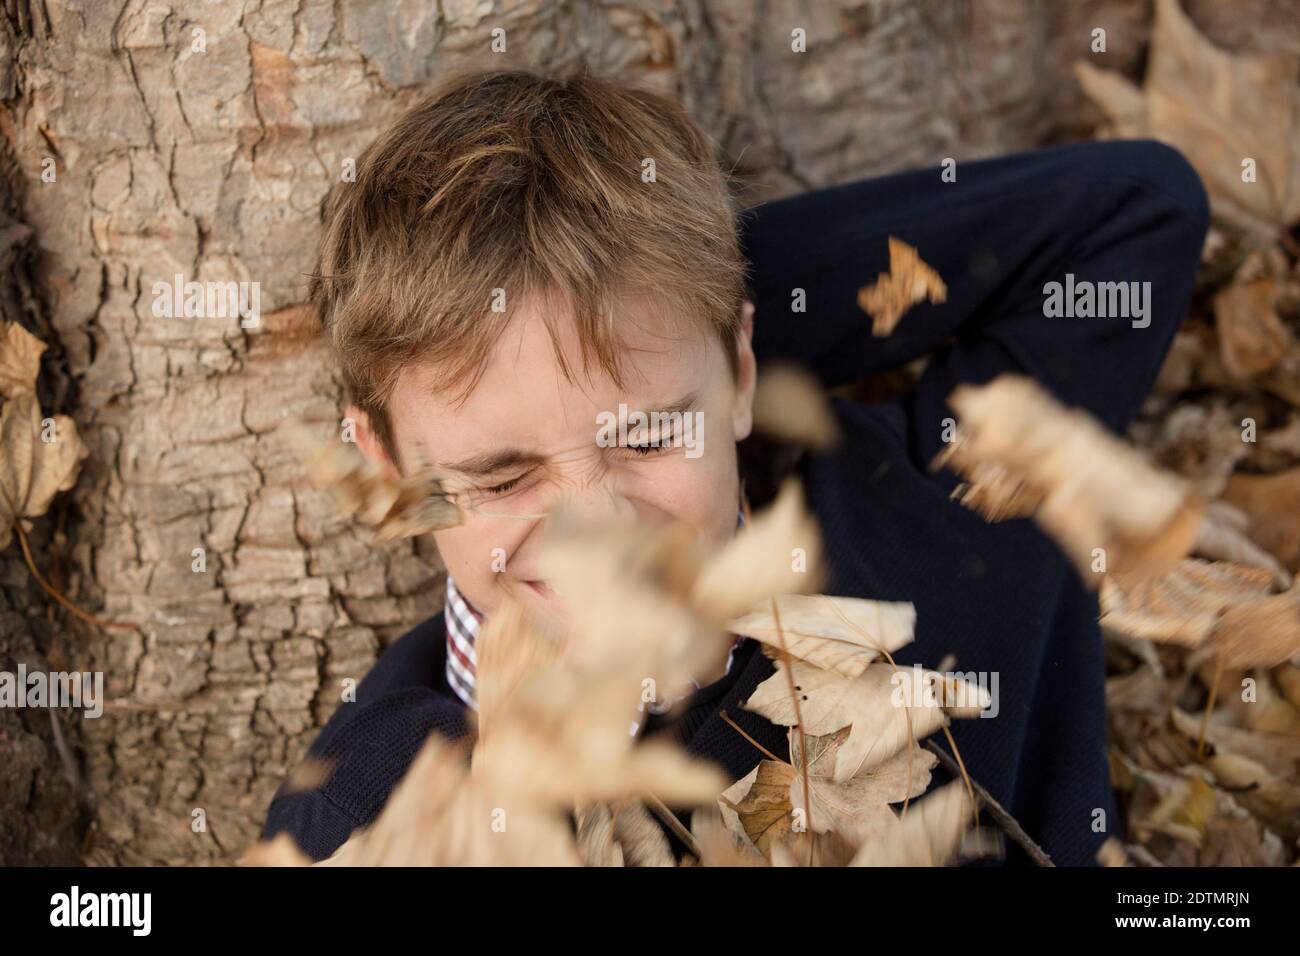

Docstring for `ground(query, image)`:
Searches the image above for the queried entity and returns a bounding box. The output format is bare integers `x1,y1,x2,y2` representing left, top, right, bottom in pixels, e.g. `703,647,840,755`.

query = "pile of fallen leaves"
1074,0,1300,867
245,479,998,867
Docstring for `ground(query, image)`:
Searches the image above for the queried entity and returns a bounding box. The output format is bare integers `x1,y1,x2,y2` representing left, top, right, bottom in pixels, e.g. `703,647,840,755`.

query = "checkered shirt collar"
444,505,750,713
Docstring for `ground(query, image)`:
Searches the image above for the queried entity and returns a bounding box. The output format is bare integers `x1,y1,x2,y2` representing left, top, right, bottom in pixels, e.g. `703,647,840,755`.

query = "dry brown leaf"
287,424,461,541
575,802,624,866
1100,558,1276,648
1097,837,1130,867
689,804,768,866
238,832,314,867
857,236,948,336
538,478,823,698
751,362,840,451
719,760,796,856
472,663,727,808
746,660,957,783
767,828,860,867
943,460,1043,522
1277,664,1300,711
691,478,826,623
1169,707,1300,781
718,722,945,863
576,800,675,867
1076,0,1300,233
1258,417,1300,465
1106,665,1176,716
1214,252,1296,378
726,594,915,679
1205,583,1300,670
0,321,45,398
1114,709,1203,775
318,733,582,867
848,781,977,866
472,597,562,736
1139,773,1218,848
536,512,717,694
282,757,336,796
1204,752,1300,843
1154,328,1210,395
1221,466,1300,573
0,393,89,549
937,374,1205,584
609,800,676,867
788,727,936,844
1193,500,1292,590
1220,667,1300,738
1199,815,1283,867
1144,399,1249,497
471,525,735,810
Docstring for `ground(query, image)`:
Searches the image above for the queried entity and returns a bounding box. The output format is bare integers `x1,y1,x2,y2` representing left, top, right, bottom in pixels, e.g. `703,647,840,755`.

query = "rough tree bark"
3,0,1276,865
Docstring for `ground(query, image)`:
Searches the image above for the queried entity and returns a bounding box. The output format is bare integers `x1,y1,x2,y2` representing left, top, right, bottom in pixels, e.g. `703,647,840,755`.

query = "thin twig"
15,522,141,634
1195,654,1223,762
939,723,981,842
923,739,1054,866
771,597,814,865
645,793,702,860
719,709,783,763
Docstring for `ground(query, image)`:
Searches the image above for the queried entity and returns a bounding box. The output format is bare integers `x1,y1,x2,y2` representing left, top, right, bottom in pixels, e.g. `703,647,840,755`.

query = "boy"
263,68,1209,865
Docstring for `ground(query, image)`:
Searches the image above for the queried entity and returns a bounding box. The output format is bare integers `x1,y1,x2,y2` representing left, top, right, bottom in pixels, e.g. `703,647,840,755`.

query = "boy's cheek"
640,456,741,542
433,524,508,586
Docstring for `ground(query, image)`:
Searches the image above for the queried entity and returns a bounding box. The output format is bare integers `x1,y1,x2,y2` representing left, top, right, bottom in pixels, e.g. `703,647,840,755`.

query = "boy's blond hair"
311,68,748,462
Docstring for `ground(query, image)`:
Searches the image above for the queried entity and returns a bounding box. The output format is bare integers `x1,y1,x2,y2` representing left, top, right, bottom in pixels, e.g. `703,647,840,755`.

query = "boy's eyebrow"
438,390,702,478
441,448,546,478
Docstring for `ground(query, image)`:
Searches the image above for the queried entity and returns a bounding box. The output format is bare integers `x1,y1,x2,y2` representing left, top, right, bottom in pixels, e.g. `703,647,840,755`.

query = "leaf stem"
15,522,141,634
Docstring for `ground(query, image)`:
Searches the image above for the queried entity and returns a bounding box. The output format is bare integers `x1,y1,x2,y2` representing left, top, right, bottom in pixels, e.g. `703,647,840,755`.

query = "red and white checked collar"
445,507,750,720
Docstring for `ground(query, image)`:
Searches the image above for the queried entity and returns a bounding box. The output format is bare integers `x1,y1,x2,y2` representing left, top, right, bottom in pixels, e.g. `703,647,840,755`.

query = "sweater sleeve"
261,688,472,861
739,139,1210,467
260,616,472,862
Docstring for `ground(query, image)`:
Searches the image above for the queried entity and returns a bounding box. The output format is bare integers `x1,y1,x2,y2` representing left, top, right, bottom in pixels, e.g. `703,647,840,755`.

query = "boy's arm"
261,687,471,861
739,139,1209,466
260,617,471,861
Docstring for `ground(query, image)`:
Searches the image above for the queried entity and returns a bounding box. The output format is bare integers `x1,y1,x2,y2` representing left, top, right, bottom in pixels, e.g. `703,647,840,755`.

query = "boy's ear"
345,405,400,478
731,300,758,442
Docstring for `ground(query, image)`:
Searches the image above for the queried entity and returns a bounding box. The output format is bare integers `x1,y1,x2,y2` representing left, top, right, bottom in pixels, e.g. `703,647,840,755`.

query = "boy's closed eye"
477,437,676,497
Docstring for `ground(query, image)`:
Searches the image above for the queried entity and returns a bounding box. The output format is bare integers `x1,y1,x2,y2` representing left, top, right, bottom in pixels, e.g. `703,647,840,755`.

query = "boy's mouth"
524,579,555,599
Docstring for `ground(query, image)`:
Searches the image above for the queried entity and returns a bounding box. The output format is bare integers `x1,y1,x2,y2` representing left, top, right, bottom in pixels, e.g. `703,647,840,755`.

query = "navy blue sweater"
264,139,1210,865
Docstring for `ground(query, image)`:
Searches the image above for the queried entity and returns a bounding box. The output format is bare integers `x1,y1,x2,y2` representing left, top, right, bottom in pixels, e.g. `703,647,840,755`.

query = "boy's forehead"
388,293,720,460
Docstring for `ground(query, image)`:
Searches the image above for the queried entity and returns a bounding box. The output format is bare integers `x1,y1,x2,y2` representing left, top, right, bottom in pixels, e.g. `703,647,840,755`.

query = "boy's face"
354,293,757,627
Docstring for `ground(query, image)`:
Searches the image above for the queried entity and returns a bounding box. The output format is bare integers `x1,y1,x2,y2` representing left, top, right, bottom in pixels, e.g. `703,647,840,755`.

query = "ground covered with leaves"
1076,0,1300,867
